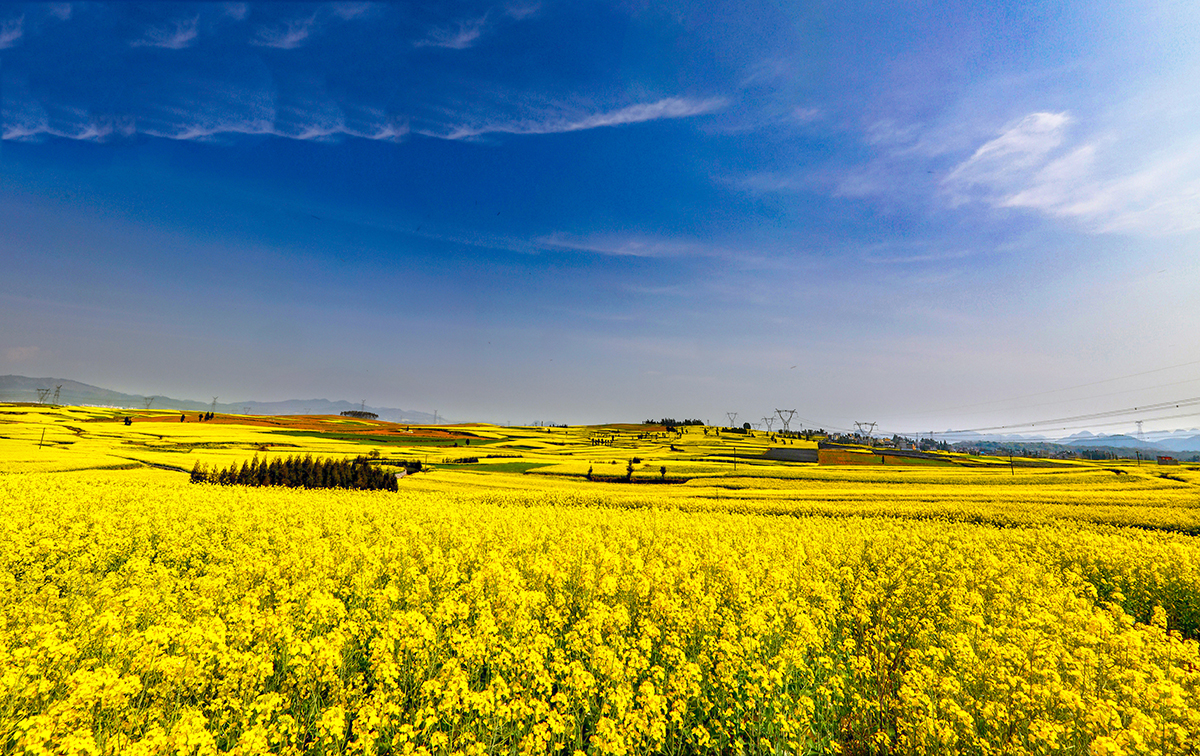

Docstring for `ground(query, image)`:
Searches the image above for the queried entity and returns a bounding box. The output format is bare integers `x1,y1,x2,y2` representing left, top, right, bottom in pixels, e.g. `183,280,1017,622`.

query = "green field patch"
446,461,552,474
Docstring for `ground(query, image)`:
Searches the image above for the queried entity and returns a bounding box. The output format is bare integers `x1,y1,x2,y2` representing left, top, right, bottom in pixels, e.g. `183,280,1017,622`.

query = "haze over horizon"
3,1,1200,435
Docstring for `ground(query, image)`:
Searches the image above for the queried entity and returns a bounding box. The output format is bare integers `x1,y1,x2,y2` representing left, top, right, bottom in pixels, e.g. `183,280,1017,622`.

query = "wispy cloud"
4,83,408,144
415,15,488,50
222,3,248,21
942,112,1072,204
329,3,377,21
435,97,727,139
131,17,199,49
505,3,541,20
944,108,1200,236
253,15,316,49
536,233,714,258
0,15,23,48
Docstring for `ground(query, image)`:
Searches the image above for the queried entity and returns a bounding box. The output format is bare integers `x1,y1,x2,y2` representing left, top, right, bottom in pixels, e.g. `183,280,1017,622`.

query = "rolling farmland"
2,405,1199,754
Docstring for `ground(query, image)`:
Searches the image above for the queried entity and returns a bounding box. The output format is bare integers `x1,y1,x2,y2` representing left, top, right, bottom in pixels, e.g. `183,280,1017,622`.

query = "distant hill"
1156,435,1200,453
1064,433,1162,450
0,375,440,424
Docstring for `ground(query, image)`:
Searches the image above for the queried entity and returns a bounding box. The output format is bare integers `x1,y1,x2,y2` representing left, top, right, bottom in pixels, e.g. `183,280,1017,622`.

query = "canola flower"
2,472,1199,755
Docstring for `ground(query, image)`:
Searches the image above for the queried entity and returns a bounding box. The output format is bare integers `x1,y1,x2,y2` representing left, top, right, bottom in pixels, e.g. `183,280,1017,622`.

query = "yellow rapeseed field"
2,406,1199,755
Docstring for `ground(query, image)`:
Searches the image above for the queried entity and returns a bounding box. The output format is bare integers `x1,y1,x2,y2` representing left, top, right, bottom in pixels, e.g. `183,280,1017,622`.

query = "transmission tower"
142,396,155,410
210,397,219,415
726,412,738,427
36,388,52,404
52,385,61,405
775,409,796,433
360,399,367,413
762,416,775,433
854,421,877,443
1136,420,1144,441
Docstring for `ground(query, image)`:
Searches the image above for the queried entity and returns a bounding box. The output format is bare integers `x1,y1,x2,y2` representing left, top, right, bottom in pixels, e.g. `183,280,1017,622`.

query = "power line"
931,394,1200,435
903,358,1200,417
929,410,1200,438
948,374,1200,419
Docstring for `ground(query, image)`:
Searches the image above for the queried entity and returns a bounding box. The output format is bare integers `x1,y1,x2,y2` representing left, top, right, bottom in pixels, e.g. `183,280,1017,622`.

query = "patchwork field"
2,405,1199,755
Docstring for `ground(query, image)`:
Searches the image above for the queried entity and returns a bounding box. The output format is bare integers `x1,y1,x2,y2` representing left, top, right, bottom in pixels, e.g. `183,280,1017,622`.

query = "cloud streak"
434,97,727,139
131,17,199,49
415,15,489,49
253,16,316,49
0,15,23,48
2,87,409,143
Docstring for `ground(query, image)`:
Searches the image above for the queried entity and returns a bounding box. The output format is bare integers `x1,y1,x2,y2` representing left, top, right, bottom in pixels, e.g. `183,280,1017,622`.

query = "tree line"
189,454,414,491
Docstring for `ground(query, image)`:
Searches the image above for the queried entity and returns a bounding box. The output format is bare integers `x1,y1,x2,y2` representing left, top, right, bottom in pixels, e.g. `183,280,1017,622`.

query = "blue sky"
3,1,1200,433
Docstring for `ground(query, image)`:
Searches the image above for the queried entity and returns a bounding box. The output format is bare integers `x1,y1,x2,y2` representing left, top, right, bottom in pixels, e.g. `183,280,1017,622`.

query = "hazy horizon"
4,1,1200,436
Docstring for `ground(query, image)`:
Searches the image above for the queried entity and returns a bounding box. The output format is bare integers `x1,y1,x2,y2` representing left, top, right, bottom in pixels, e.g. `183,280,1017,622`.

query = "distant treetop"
341,410,378,420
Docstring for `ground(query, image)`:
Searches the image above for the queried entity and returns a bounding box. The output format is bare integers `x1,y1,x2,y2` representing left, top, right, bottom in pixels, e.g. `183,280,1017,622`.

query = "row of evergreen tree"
189,454,402,491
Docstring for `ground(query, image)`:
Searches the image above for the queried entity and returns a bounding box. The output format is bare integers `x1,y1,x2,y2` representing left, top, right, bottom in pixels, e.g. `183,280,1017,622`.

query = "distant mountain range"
0,375,440,424
1057,430,1200,452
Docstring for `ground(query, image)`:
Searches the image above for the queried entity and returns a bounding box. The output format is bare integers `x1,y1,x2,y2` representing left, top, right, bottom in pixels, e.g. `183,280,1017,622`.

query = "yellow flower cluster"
1,472,1198,755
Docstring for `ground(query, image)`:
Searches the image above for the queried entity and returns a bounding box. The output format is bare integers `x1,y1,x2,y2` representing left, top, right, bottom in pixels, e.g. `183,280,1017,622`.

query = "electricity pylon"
775,409,795,433
142,396,155,410
52,385,61,405
855,421,877,443
726,412,738,427
762,416,775,433
36,388,52,404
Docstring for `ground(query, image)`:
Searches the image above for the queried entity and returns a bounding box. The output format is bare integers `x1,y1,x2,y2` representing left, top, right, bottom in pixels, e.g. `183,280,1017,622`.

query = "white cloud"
222,3,248,21
434,97,727,139
942,112,1071,204
536,233,713,258
5,81,408,144
944,107,1200,236
791,106,821,124
253,16,315,49
0,16,23,48
329,3,377,21
415,15,488,50
1,99,137,142
132,17,199,49
47,4,72,21
505,3,541,20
